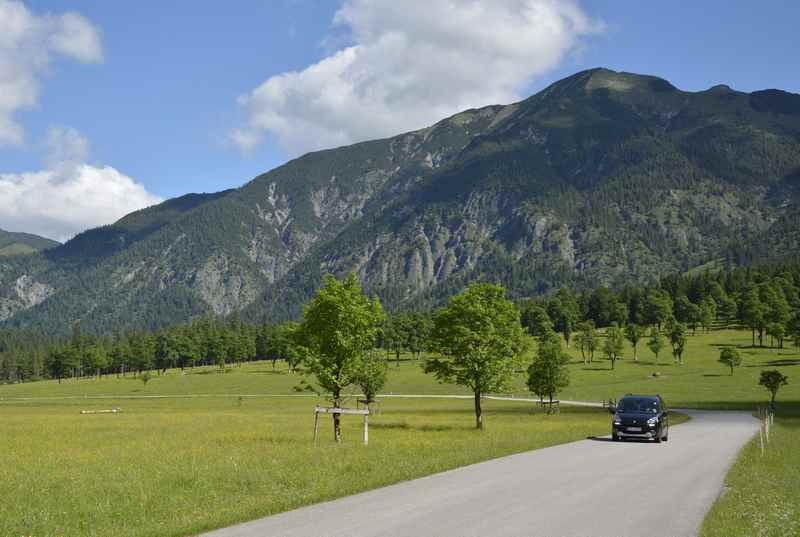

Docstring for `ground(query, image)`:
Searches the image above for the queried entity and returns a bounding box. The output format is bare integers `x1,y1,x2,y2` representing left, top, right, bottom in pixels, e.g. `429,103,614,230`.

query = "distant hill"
0,229,59,257
1,68,799,334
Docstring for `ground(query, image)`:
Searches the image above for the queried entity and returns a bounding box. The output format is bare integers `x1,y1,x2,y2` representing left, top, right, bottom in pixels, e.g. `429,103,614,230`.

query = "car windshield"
618,398,659,413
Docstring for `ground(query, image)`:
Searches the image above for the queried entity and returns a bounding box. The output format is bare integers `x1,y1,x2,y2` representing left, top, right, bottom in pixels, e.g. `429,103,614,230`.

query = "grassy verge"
701,404,800,537
0,397,609,537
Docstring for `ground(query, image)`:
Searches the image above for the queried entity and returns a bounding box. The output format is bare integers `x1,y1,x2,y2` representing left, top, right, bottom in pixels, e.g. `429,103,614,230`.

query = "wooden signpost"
314,405,370,445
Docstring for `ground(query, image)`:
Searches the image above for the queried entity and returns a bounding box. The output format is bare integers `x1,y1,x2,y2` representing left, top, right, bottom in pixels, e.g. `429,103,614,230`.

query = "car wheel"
612,430,619,441
655,430,662,443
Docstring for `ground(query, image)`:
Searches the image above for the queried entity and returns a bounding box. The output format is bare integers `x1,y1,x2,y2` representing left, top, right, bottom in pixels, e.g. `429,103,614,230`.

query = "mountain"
2,68,800,334
0,229,59,257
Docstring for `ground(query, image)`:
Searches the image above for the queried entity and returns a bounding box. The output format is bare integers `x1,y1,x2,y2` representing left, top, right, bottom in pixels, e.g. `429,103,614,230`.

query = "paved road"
201,410,757,537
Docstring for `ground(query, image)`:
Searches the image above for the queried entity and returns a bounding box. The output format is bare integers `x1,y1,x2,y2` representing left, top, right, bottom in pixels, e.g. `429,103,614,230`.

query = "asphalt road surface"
201,410,757,537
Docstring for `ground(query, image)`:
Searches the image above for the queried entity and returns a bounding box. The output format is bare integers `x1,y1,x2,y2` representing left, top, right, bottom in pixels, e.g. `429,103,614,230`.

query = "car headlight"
613,415,621,425
647,417,658,425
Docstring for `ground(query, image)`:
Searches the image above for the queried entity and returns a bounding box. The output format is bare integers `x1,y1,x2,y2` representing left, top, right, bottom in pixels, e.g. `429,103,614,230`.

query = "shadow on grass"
371,422,410,430
703,374,726,377
744,359,800,367
370,422,469,433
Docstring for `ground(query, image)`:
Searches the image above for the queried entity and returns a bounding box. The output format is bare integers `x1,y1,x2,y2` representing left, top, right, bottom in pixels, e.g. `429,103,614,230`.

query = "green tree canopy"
295,273,384,442
425,283,528,430
718,347,742,376
527,329,570,409
602,324,625,370
759,370,789,409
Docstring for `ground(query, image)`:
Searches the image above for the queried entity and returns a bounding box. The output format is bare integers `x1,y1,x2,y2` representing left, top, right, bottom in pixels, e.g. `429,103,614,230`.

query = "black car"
609,394,669,443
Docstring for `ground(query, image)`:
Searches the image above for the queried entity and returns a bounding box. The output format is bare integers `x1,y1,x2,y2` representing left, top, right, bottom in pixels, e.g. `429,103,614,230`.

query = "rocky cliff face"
2,68,800,334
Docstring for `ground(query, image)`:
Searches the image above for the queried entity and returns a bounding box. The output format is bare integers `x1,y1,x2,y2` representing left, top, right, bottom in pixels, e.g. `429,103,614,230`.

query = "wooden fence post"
313,405,320,446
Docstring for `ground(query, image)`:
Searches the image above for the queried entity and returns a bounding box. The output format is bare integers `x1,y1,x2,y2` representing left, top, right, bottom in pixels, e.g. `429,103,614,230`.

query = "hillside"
2,68,800,334
0,229,59,257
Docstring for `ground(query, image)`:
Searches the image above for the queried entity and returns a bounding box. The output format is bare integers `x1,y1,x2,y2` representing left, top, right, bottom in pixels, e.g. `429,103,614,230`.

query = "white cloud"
0,126,163,242
0,0,103,146
232,0,602,156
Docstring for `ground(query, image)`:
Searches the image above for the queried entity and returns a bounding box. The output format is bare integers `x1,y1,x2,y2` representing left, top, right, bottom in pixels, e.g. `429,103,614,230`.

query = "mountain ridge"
2,67,799,334
0,229,59,258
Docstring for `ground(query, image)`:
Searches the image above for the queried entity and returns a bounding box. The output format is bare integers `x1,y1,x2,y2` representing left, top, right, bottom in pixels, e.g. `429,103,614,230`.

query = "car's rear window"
618,398,659,413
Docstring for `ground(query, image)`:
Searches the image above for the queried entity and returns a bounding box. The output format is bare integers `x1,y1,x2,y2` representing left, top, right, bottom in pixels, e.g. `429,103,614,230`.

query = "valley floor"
1,328,797,536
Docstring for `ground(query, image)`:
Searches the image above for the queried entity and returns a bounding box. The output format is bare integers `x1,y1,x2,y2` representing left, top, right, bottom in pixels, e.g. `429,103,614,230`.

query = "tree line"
0,262,798,389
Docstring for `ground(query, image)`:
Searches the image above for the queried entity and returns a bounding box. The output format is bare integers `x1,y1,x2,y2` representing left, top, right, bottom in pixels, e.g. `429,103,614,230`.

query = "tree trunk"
474,390,483,430
633,345,638,362
395,350,400,368
333,395,342,442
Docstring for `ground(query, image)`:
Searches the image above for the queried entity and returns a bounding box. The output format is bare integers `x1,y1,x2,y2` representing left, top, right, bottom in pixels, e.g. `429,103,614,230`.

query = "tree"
789,315,800,350
295,274,384,442
154,332,177,373
766,323,785,349
425,283,528,430
405,313,433,359
208,333,228,370
642,290,672,330
740,288,767,346
527,329,569,411
47,345,79,383
602,324,625,370
520,301,552,337
352,352,387,409
383,315,407,367
140,371,153,386
574,321,597,364
759,370,788,410
547,289,580,346
719,296,738,327
666,319,688,365
699,297,716,332
624,324,644,361
718,348,742,376
646,327,665,364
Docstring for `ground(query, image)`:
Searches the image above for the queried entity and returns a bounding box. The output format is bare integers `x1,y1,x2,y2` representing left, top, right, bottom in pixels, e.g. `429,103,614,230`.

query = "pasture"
1,327,797,536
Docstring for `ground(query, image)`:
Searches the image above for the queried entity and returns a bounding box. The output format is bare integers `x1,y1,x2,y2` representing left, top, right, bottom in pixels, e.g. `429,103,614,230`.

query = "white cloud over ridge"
0,0,103,146
232,0,602,156
0,127,163,242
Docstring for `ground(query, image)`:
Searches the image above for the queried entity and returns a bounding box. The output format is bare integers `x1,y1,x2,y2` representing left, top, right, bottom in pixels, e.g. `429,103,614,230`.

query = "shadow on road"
586,436,656,444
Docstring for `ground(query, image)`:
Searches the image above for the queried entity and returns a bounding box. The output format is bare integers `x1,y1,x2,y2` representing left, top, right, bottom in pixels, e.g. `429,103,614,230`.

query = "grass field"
1,397,609,537
701,406,800,537
1,327,797,537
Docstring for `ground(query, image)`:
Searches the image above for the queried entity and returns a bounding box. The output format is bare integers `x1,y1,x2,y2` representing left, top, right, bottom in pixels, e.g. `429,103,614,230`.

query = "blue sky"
0,0,797,240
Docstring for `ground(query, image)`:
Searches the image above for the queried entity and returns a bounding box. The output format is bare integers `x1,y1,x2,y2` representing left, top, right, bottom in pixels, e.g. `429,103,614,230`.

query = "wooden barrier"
314,405,370,445
80,407,121,415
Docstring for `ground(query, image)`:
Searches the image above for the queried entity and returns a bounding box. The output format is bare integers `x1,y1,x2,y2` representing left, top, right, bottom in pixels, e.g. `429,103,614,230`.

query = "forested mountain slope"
2,68,799,334
0,230,59,257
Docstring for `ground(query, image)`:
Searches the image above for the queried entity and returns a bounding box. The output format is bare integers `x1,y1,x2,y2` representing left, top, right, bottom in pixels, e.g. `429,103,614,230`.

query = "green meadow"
1,327,798,537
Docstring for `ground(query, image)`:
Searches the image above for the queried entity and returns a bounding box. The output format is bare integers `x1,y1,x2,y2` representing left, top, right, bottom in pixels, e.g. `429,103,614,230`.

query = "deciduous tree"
759,370,788,410
602,324,625,370
296,274,384,442
718,348,742,376
527,329,570,410
425,283,528,430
